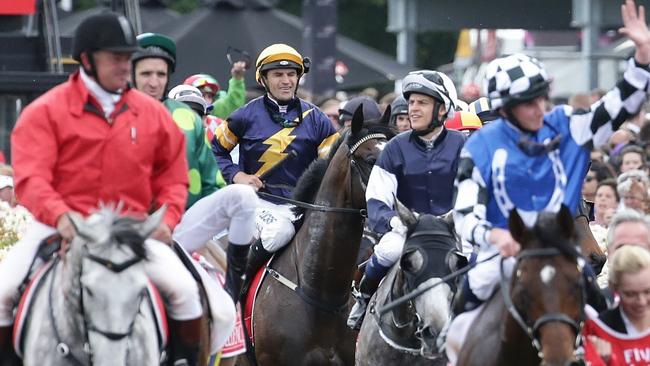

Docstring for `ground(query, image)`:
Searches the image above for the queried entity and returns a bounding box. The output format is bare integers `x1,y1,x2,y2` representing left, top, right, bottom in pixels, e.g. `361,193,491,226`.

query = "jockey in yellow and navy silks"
212,44,338,300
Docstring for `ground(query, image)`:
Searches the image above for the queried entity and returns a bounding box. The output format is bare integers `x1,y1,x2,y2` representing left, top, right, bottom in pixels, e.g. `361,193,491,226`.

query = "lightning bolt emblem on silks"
256,127,297,178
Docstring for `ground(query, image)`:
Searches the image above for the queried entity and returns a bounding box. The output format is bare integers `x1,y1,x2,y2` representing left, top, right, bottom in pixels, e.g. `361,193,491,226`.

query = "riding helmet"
73,12,139,62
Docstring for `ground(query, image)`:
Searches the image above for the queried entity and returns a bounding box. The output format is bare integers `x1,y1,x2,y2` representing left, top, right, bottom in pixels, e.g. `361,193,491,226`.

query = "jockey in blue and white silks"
348,70,465,330
454,55,650,303
445,8,650,355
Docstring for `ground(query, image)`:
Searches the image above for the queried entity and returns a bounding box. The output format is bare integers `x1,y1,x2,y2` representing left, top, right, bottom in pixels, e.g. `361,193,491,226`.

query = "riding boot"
169,317,202,366
224,243,251,302
0,325,19,365
239,239,273,300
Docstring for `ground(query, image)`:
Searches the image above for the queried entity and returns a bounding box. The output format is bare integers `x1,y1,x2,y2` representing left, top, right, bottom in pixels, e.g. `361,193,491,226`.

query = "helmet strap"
413,99,444,136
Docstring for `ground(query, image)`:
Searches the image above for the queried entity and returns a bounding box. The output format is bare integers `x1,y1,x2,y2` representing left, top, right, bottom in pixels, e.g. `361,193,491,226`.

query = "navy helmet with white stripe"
485,54,551,110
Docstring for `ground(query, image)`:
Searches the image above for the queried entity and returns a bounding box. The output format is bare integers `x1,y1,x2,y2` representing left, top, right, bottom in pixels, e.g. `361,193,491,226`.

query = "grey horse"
19,208,164,366
356,205,467,366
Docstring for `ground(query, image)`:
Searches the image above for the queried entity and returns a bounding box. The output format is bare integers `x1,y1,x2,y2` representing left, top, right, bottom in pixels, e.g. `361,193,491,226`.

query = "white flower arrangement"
0,202,32,261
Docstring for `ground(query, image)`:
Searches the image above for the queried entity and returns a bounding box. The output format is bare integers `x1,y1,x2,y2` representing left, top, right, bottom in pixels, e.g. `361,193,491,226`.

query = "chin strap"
413,100,444,137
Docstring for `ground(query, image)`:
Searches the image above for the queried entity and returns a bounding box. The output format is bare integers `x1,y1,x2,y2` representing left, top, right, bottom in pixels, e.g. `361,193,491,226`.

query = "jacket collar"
409,126,448,150
69,69,135,120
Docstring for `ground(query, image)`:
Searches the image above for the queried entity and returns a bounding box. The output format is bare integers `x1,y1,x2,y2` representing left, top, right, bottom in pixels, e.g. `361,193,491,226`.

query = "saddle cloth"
243,258,273,346
13,260,168,358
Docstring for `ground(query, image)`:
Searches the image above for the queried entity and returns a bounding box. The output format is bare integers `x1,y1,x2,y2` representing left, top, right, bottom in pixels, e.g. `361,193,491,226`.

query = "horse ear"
69,214,88,238
508,208,527,244
141,205,166,238
556,204,575,238
379,104,391,125
351,105,364,135
395,197,418,232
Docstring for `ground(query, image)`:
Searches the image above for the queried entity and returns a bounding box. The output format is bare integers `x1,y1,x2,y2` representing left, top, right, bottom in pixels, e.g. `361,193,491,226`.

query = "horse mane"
92,206,148,260
110,217,148,260
292,123,397,216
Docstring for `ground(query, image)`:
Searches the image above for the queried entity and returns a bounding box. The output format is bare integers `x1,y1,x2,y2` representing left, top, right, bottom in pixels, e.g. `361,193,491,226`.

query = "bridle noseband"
500,247,585,359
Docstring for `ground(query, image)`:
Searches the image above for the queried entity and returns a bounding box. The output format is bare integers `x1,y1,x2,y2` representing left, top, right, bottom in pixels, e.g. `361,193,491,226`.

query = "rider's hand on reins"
56,211,83,252
233,172,264,191
489,228,521,257
150,223,173,245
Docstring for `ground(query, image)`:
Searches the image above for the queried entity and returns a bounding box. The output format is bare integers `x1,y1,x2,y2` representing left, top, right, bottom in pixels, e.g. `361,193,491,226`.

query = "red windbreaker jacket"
11,70,188,229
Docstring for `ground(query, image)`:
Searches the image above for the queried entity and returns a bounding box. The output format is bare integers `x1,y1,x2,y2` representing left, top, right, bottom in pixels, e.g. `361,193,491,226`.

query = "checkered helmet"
402,70,457,119
485,54,550,109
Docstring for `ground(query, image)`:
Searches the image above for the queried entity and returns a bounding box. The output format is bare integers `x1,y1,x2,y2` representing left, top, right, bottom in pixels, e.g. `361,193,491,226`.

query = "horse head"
67,206,164,364
507,205,585,366
395,201,467,359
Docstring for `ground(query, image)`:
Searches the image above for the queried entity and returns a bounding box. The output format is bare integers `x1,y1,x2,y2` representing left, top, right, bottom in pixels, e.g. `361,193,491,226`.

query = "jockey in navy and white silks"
211,44,338,299
454,54,650,304
347,70,464,329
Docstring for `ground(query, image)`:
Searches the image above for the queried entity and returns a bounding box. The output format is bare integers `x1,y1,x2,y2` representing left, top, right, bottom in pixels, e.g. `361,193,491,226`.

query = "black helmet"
72,12,139,62
131,33,177,72
339,96,381,124
389,96,408,125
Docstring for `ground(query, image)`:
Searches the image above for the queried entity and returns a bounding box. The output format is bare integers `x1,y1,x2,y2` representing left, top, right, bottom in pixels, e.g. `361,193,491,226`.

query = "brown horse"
457,206,585,366
243,107,395,365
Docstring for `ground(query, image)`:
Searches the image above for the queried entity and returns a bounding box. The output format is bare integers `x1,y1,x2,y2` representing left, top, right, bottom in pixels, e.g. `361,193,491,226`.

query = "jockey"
211,43,339,299
444,110,482,138
389,95,410,132
184,71,247,119
131,32,226,208
338,96,382,128
0,13,203,364
468,96,500,123
446,1,650,360
347,70,465,329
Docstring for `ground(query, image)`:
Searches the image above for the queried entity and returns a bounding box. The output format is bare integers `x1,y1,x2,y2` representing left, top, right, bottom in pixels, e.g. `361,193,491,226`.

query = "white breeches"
466,246,515,301
173,184,258,251
255,199,298,252
0,220,202,326
373,231,406,267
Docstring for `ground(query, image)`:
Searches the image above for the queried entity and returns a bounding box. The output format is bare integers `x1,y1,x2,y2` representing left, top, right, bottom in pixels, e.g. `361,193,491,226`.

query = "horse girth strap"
256,191,367,216
265,267,349,314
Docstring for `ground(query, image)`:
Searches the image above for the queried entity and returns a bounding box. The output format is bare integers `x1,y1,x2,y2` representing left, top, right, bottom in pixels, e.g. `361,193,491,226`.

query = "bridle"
266,132,387,313
499,247,585,360
372,228,461,358
50,243,145,365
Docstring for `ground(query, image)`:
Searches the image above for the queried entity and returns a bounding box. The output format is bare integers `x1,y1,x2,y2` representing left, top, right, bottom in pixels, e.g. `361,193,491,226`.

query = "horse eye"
401,250,424,273
365,156,377,165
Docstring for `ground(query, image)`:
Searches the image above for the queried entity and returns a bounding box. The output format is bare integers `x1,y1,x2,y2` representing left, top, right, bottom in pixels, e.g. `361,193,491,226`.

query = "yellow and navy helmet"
255,44,310,84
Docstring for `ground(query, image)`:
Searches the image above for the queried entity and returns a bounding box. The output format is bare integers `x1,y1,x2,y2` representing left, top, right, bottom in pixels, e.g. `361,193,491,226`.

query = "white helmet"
402,70,458,119
168,84,213,115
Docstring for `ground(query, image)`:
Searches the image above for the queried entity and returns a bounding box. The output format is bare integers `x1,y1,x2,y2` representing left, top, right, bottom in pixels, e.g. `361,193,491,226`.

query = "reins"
376,252,499,316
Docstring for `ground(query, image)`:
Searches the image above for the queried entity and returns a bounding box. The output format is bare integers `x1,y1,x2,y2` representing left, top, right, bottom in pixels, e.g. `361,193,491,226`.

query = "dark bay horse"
245,108,395,365
356,205,466,366
457,206,585,366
